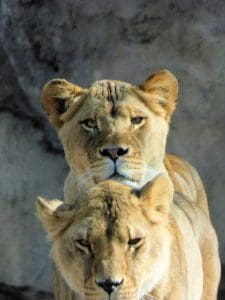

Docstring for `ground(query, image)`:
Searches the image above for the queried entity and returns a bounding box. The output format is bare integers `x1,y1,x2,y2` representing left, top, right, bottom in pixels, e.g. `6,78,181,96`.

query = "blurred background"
0,0,225,299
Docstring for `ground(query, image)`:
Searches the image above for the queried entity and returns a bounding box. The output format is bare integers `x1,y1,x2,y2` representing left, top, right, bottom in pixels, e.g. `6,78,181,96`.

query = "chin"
109,173,141,189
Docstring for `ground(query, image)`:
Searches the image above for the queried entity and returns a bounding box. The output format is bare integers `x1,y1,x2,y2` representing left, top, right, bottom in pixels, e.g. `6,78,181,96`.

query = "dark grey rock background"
0,0,225,298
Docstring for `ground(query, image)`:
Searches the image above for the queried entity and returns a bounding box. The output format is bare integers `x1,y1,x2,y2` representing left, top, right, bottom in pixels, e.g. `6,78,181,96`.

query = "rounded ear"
36,197,75,240
41,79,87,128
139,175,174,223
139,70,178,121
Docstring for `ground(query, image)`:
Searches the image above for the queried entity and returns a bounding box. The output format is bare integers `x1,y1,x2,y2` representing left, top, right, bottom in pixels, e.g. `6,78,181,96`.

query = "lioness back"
165,153,209,217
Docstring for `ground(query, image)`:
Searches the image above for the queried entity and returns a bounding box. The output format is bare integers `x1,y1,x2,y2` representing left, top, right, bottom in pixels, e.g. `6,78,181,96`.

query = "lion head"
42,70,178,190
36,175,173,300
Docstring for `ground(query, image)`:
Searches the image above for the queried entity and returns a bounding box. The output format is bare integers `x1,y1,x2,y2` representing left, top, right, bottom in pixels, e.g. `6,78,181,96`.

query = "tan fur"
42,70,205,206
41,70,219,299
36,176,220,300
42,71,210,236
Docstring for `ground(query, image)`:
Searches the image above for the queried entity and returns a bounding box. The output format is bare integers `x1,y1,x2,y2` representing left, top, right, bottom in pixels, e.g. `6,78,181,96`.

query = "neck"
138,160,169,188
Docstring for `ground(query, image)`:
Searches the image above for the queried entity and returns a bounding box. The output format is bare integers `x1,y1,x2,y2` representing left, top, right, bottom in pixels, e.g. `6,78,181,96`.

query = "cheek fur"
52,242,88,293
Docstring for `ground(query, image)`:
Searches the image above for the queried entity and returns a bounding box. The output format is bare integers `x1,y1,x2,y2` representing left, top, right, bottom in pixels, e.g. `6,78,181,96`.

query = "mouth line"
109,171,125,179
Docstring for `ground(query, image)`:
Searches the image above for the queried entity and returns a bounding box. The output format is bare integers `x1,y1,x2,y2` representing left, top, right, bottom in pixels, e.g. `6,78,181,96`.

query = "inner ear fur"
138,69,179,121
36,197,75,240
139,175,174,223
41,79,87,128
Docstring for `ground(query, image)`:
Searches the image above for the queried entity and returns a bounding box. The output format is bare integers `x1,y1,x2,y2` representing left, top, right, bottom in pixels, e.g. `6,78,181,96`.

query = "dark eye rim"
77,239,90,247
131,116,144,125
80,118,97,128
128,237,142,245
75,239,92,254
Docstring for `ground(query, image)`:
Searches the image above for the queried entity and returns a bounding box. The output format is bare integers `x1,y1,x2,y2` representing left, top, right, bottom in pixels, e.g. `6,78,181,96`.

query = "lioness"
36,175,220,300
41,70,214,299
42,70,209,219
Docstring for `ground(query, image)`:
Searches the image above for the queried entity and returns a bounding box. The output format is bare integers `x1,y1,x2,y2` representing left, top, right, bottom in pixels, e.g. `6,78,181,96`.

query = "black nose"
96,278,123,294
100,147,128,161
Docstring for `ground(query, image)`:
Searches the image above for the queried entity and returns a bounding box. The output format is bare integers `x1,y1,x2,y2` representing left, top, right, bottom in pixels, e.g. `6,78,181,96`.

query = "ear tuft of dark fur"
41,78,86,128
53,97,67,115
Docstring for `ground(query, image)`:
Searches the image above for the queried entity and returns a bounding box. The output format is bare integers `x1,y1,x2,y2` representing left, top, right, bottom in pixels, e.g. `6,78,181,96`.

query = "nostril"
100,148,110,157
117,147,128,156
96,278,123,294
100,147,128,161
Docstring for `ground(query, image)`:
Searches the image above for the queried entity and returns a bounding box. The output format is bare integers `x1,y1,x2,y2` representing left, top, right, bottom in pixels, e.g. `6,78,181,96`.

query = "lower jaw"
93,174,141,189
109,175,141,189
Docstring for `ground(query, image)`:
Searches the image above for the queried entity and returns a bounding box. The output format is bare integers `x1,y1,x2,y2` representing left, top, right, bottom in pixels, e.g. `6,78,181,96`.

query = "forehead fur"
82,181,138,238
88,79,169,120
85,180,133,208
98,179,132,193
89,80,133,115
70,181,133,216
90,80,132,99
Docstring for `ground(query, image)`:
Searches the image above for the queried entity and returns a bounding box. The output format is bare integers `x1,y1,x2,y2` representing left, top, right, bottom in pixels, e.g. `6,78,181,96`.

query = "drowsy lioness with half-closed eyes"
37,175,220,300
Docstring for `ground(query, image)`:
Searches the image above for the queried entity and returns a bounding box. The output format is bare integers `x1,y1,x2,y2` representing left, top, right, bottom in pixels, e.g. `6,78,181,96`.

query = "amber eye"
131,116,144,125
128,237,142,245
81,119,97,131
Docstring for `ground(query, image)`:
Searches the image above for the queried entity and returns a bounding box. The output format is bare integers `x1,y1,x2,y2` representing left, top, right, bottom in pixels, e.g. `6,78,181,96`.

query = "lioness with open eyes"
36,175,220,300
42,70,209,217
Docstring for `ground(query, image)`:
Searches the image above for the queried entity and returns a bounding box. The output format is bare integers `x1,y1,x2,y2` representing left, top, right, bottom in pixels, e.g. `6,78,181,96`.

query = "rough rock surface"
0,283,53,300
0,0,225,296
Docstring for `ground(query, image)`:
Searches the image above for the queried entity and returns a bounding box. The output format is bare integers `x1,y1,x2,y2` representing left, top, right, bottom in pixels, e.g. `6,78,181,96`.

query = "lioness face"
37,176,173,300
42,70,178,189
59,90,169,189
